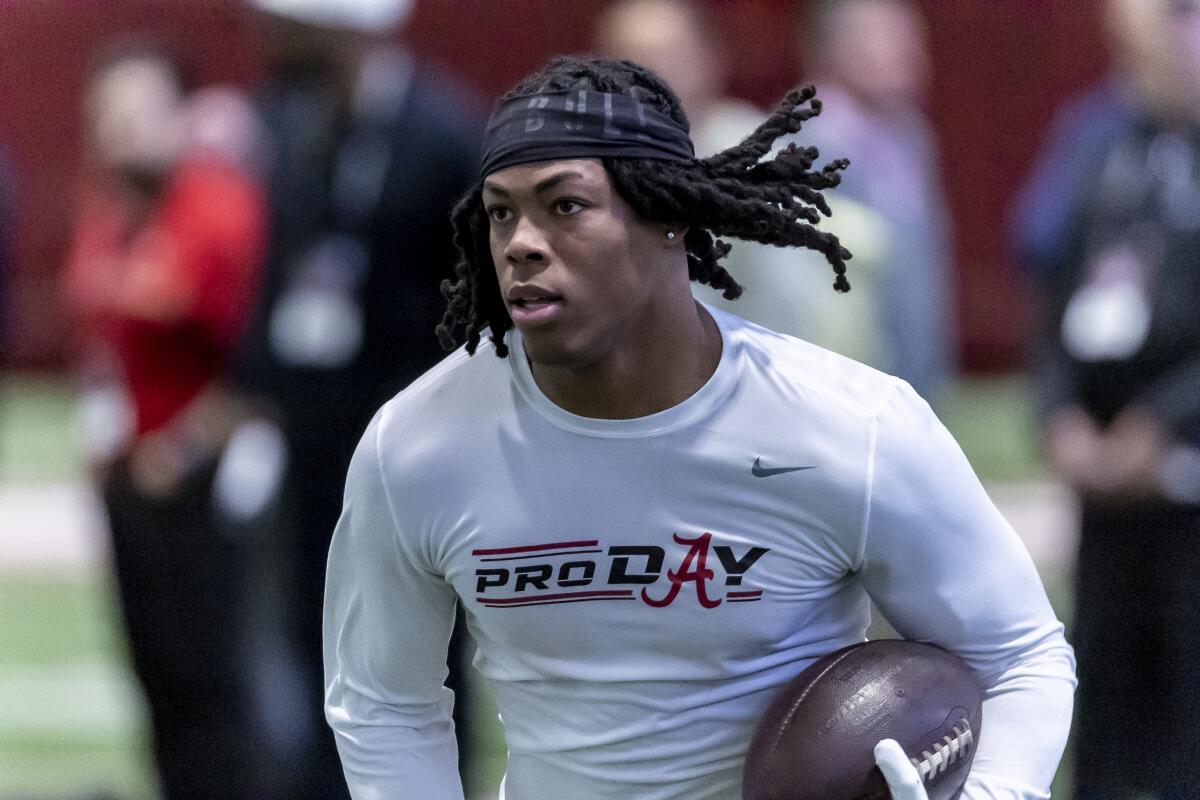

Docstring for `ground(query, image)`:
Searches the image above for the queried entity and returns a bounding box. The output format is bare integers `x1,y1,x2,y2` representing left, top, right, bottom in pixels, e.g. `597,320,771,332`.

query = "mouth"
506,287,564,326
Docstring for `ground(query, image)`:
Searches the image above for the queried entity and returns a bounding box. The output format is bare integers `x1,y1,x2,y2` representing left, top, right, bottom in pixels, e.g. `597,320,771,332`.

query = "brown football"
743,640,983,800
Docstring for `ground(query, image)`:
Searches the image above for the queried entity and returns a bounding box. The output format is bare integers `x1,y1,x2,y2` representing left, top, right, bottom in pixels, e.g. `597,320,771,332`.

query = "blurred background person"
1016,1,1200,798
794,0,955,404
594,0,762,159
235,0,483,795
0,143,12,350
61,44,276,798
0,141,12,455
594,0,884,344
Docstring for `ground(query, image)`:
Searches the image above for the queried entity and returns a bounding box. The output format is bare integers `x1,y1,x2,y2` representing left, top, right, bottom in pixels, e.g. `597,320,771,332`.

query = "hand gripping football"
743,640,983,800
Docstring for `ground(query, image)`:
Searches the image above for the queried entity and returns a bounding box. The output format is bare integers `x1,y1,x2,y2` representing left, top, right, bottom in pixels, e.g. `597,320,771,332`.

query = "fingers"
874,738,929,800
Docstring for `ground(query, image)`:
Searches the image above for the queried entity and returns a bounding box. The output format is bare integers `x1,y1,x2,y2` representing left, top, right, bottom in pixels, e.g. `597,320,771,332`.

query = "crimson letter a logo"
642,532,721,609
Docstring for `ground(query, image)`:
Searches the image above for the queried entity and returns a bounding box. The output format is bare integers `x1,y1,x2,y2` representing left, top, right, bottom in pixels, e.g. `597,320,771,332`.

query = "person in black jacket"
239,2,483,796
1017,2,1200,797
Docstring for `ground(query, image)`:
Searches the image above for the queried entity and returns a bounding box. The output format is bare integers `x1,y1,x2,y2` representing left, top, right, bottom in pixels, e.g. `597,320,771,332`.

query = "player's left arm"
856,380,1077,800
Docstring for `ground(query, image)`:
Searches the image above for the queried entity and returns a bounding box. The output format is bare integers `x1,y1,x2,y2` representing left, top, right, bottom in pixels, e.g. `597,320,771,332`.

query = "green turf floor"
0,373,82,484
0,578,157,799
0,572,509,799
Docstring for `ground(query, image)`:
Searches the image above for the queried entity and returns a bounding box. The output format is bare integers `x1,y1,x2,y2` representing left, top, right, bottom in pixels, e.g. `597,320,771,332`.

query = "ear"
662,226,689,246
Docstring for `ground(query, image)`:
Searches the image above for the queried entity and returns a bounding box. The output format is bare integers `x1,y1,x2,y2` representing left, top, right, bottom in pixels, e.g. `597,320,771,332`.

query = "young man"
324,57,1075,799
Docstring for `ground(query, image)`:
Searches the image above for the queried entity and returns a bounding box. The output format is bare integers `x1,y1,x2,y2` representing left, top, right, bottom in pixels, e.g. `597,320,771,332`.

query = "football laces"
909,719,974,784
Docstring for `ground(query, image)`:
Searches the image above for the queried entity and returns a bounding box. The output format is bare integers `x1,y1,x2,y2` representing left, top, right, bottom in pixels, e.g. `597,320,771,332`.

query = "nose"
505,214,549,265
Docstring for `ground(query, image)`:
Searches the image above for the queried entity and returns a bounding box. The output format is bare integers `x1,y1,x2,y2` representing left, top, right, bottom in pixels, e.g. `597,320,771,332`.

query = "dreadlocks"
437,56,852,358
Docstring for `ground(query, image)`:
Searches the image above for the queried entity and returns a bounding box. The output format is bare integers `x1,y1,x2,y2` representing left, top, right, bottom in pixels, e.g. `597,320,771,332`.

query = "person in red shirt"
67,156,264,446
64,45,283,799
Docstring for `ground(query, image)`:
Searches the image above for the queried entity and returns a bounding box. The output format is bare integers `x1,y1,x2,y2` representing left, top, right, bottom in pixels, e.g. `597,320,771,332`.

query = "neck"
528,299,722,420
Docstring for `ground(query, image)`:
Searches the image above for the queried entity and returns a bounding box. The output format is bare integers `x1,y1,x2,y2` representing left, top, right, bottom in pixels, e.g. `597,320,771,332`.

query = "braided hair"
437,56,852,358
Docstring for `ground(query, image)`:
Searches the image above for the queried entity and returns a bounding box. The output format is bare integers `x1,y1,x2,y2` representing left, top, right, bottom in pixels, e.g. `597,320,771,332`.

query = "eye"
487,205,511,223
553,198,584,215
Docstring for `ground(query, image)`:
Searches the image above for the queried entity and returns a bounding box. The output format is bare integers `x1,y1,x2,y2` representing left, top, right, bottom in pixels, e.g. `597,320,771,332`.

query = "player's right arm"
323,410,465,800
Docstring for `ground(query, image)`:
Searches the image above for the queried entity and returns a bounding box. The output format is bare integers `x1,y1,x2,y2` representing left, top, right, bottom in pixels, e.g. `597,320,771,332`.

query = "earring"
666,231,676,240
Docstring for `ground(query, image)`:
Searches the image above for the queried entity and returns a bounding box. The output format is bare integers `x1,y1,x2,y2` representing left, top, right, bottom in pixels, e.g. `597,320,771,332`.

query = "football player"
323,56,1076,799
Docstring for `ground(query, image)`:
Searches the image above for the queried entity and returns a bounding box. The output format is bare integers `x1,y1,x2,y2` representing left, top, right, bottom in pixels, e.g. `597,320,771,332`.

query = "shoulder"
1055,80,1133,134
372,340,510,476
409,65,487,120
1037,80,1137,177
401,65,486,151
715,305,900,421
693,97,765,156
800,85,864,144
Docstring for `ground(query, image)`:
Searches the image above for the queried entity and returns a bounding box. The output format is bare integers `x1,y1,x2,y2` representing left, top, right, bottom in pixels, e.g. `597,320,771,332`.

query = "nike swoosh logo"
752,457,817,478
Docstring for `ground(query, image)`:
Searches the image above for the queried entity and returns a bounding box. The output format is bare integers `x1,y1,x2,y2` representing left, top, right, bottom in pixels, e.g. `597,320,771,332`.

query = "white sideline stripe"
0,483,110,573
0,662,145,735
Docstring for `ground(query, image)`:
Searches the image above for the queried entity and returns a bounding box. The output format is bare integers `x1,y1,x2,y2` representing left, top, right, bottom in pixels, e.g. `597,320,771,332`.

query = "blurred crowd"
55,1,479,798
0,0,1198,799
1014,1,1200,796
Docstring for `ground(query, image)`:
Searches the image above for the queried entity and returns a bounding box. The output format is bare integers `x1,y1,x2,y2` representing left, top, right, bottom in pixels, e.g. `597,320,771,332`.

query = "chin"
520,337,577,367
518,328,596,370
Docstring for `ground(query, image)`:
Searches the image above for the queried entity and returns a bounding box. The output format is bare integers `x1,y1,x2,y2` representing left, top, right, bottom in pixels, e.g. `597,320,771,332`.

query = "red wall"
0,0,264,364
0,0,1108,369
918,0,1108,369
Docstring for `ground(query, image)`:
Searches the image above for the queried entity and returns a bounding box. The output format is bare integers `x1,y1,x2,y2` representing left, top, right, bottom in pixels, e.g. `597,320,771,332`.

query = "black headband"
479,90,695,179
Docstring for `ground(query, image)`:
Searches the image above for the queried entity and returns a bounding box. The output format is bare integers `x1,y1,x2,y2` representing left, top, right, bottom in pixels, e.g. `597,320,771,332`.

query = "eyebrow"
483,170,586,198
